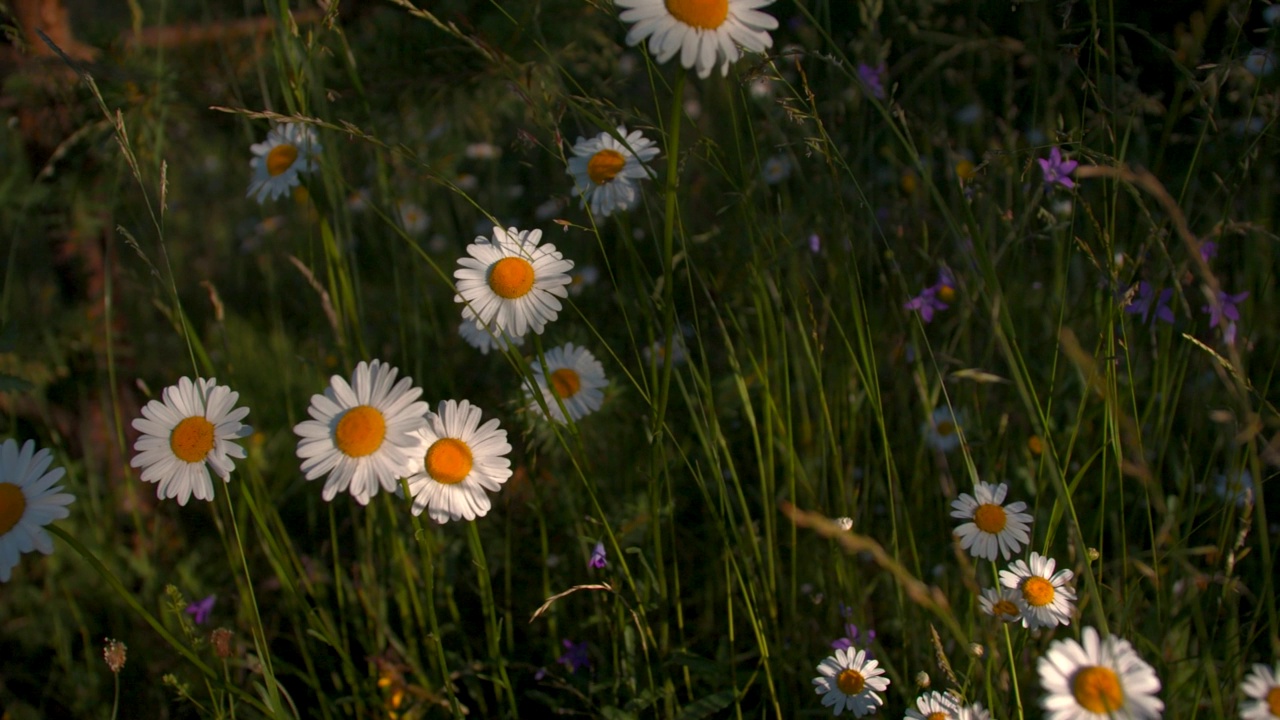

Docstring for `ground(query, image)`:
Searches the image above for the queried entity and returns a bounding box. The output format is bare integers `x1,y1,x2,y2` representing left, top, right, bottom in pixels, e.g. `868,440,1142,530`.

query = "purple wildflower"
905,286,949,323
1124,282,1174,324
589,542,607,569
557,639,590,673
1202,289,1248,329
856,62,887,100
1199,241,1218,263
808,233,821,254
1037,147,1078,189
830,623,876,653
185,595,216,625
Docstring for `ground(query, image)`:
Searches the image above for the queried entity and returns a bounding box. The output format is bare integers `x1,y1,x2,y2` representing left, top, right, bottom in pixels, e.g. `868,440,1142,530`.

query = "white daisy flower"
615,0,779,79
1240,663,1280,720
458,319,525,355
1037,626,1163,720
979,586,1023,624
999,551,1076,630
761,153,792,184
923,405,964,453
0,439,75,582
529,342,607,423
812,646,890,717
950,481,1033,561
247,123,321,203
958,702,992,720
454,226,574,338
404,399,513,524
293,360,429,505
397,200,430,235
566,126,660,218
130,377,252,506
905,690,960,719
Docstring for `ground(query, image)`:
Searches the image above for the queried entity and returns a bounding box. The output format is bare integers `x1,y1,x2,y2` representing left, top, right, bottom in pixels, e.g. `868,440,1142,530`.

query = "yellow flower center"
488,257,536,299
1267,687,1280,716
955,160,976,180
334,405,386,458
587,149,626,185
973,503,1008,533
425,438,473,485
664,0,729,29
550,368,582,399
836,668,865,696
926,713,948,720
266,144,299,177
0,482,27,535
1028,435,1044,455
1022,576,1056,607
170,416,216,463
992,599,1020,620
937,284,956,303
1071,665,1124,714
936,420,956,437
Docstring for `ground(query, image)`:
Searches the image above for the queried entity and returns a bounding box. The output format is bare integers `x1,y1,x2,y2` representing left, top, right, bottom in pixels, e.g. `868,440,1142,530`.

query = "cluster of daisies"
814,480,1158,718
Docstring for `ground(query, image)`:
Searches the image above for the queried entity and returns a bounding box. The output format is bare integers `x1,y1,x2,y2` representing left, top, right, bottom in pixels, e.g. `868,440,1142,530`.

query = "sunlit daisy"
812,646,890,717
131,377,252,505
247,123,321,203
979,586,1023,624
0,439,74,582
294,360,429,505
616,0,779,79
458,318,525,355
1000,551,1076,630
454,226,574,338
951,481,1033,561
923,406,964,453
1240,663,1280,720
1038,626,1163,720
405,399,513,524
529,343,607,423
566,126,660,218
905,690,960,719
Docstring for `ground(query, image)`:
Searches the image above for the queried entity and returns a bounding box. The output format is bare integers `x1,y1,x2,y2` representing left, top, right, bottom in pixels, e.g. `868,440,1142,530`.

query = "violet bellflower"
557,639,590,673
1203,289,1249,345
905,286,948,323
856,62,887,100
1037,147,1078,189
1124,281,1174,325
185,595,216,625
589,542,607,569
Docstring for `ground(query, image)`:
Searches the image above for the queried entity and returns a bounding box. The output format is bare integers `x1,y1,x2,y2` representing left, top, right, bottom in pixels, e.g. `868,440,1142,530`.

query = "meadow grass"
1,0,1277,718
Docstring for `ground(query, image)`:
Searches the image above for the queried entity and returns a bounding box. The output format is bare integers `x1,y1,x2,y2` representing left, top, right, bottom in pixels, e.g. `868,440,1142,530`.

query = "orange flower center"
936,420,956,436
425,438,473,485
973,503,1007,533
1022,576,1056,607
587,149,626,185
836,668,865,695
0,482,27,535
170,416,216,463
1267,687,1280,716
266,144,299,177
550,368,582,399
937,284,956,303
334,405,386,458
992,599,1020,620
664,0,728,29
1071,665,1123,713
926,713,948,720
489,257,536,299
